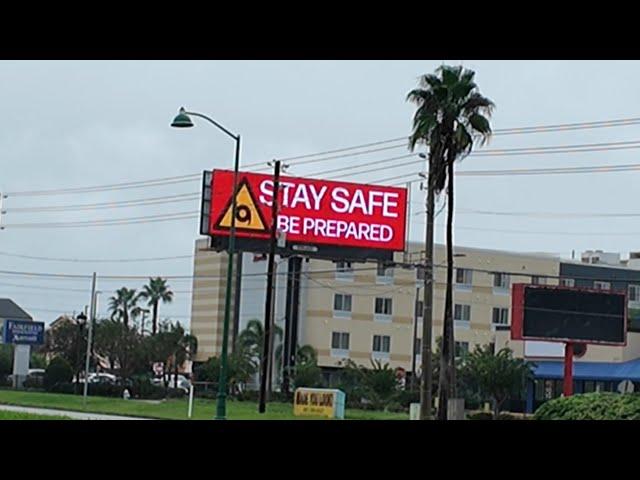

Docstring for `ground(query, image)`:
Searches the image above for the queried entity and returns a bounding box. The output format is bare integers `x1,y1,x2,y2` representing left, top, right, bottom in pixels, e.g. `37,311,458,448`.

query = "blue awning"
533,358,640,382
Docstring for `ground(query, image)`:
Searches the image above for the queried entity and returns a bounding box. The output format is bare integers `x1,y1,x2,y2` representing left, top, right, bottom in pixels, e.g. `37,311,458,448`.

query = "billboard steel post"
259,160,281,413
563,342,574,397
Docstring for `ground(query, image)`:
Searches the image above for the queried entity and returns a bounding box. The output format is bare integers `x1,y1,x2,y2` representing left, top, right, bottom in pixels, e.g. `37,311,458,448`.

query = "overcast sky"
2,60,640,324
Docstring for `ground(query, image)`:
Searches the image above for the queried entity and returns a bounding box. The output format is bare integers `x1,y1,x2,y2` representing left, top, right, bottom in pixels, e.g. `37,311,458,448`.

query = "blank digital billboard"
511,284,627,346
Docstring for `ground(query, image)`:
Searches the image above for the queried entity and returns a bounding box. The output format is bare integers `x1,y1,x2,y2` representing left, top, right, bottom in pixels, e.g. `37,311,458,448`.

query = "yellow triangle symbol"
216,181,267,231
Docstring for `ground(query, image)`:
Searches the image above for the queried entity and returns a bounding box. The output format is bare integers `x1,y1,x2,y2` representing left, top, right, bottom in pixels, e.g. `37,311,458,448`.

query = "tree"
93,318,145,380
44,317,87,392
44,356,73,390
408,64,493,420
238,319,283,379
337,359,401,411
289,345,324,390
108,287,141,328
460,345,534,419
0,344,13,376
139,277,174,335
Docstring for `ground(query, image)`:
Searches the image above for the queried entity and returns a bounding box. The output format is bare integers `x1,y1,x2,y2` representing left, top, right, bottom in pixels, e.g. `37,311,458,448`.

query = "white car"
152,374,191,393
88,373,117,384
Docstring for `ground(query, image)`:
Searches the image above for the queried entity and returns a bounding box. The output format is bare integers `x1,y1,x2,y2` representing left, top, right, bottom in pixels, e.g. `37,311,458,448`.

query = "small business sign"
2,319,45,345
293,388,345,419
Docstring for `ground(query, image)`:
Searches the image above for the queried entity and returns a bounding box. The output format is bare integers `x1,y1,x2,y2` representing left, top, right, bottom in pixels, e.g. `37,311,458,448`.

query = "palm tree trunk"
420,156,436,420
152,301,159,335
438,147,456,420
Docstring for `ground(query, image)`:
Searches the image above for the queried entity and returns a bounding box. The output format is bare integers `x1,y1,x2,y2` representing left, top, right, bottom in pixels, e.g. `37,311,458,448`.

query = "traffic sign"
214,178,268,232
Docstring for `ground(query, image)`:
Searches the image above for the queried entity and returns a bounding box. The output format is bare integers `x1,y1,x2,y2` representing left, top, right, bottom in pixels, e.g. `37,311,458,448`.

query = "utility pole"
0,191,5,230
411,282,421,390
419,156,435,420
259,159,281,413
83,273,97,407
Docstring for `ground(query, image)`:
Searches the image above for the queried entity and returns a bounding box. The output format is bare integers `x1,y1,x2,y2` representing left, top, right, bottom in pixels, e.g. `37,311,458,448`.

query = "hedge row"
534,393,640,420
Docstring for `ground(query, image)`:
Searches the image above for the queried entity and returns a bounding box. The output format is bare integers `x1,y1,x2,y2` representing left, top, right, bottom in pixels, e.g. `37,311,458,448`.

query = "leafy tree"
460,345,534,419
138,277,174,335
289,345,323,389
93,318,147,380
194,342,257,395
44,318,87,391
44,356,73,390
108,287,141,328
408,64,494,420
0,344,13,376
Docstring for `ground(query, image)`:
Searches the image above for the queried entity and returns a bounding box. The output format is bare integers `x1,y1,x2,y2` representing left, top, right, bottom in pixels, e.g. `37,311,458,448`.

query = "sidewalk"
0,403,152,420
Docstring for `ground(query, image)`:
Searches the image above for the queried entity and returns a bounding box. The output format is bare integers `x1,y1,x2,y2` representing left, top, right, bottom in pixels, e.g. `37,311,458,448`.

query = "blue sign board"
2,319,45,345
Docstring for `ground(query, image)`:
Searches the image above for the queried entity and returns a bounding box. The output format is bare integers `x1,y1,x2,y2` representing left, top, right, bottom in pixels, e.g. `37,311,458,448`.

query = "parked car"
152,374,191,393
88,373,117,384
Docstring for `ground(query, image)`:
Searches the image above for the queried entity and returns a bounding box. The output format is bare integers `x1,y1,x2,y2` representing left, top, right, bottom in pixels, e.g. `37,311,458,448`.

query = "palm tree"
238,319,283,386
408,64,493,420
139,277,174,335
108,287,141,328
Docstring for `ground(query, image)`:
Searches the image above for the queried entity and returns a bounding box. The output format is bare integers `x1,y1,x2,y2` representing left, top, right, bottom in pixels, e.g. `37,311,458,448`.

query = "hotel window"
333,294,352,318
456,268,472,286
335,261,354,280
377,263,394,277
629,285,640,302
331,332,350,350
494,273,510,289
560,278,575,287
454,304,471,322
531,275,546,285
375,297,393,317
372,335,391,354
492,307,509,325
455,341,469,358
594,281,611,291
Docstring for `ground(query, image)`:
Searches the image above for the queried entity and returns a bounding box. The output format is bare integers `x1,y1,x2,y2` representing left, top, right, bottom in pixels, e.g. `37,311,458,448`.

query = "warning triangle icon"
214,178,268,232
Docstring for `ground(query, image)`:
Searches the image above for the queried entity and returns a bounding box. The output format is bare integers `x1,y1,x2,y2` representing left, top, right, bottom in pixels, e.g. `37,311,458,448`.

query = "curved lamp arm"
184,110,239,141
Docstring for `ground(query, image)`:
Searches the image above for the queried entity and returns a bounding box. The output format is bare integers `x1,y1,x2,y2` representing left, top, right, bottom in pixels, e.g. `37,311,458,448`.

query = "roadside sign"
618,379,635,394
2,319,44,345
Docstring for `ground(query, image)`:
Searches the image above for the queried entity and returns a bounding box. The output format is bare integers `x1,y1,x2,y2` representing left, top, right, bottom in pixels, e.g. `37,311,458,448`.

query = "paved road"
0,403,152,420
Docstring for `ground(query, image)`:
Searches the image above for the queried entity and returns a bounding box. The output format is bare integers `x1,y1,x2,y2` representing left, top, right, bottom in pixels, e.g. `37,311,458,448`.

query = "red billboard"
207,170,408,252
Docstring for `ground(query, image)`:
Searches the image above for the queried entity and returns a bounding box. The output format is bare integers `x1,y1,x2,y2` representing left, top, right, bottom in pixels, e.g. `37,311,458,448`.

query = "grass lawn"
0,390,408,420
0,410,71,420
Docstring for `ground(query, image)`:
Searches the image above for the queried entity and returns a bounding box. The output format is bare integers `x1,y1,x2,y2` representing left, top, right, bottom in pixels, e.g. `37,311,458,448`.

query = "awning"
533,358,640,381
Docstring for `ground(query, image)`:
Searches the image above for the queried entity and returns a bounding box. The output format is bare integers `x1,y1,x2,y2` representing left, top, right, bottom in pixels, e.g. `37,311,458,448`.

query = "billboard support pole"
259,159,281,413
563,342,574,397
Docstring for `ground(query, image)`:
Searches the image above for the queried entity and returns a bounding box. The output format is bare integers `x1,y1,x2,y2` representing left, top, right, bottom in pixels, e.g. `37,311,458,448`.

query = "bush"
48,382,76,395
534,393,640,420
23,377,44,390
0,375,11,388
86,383,124,398
44,357,73,391
467,412,518,420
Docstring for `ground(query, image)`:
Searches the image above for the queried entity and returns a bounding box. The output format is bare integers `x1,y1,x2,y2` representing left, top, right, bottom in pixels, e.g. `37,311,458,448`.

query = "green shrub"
44,357,73,391
534,393,640,420
467,412,518,420
23,377,44,390
87,383,124,398
49,382,76,394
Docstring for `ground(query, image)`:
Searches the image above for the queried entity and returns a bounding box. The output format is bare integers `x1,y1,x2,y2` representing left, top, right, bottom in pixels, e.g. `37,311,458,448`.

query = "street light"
171,107,241,421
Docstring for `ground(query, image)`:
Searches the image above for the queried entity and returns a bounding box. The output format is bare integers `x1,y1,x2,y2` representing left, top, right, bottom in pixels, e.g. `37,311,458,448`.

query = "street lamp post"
171,107,241,420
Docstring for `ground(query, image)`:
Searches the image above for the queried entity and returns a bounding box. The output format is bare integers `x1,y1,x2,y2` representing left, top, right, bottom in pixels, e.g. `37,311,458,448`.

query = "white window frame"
374,297,393,322
335,261,354,281
560,278,575,287
330,331,350,358
372,335,391,360
376,263,394,285
455,268,473,290
454,303,471,329
531,275,546,285
629,284,640,304
594,281,611,291
492,307,509,326
493,273,510,294
333,293,352,319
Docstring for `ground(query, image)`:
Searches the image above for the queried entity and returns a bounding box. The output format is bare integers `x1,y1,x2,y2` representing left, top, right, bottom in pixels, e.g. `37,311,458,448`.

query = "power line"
3,193,200,214
0,251,194,263
1,212,198,229
456,208,640,219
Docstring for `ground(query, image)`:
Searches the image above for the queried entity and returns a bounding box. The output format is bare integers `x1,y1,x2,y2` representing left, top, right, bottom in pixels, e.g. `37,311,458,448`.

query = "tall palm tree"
408,64,493,420
108,287,140,328
139,277,174,335
238,319,283,386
